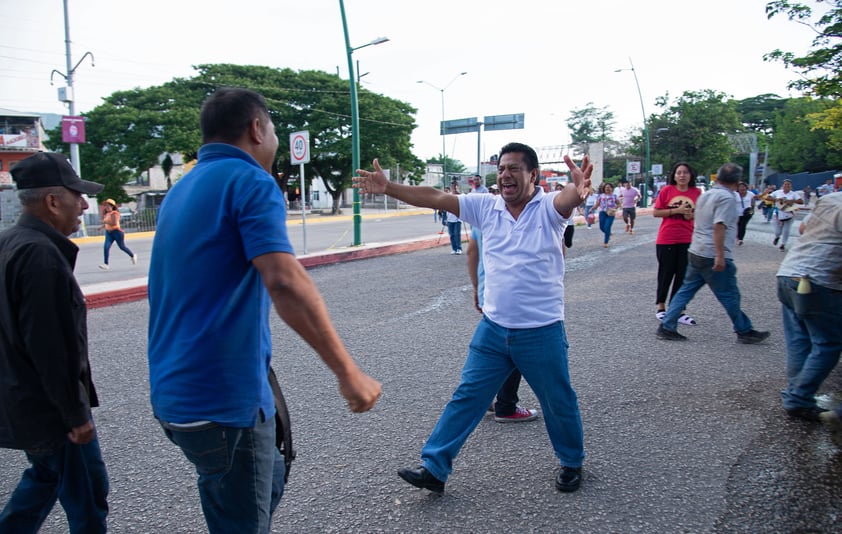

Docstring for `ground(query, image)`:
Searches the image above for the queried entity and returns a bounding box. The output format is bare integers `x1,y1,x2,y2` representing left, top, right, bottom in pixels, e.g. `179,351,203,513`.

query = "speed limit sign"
290,131,310,164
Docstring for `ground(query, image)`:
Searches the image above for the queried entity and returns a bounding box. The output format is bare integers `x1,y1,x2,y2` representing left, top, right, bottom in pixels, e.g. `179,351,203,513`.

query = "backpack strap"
268,367,295,483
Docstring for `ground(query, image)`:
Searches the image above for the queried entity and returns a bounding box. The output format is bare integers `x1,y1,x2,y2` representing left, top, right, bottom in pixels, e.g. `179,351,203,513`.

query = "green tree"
567,102,615,144
46,64,422,213
426,155,467,186
769,96,842,171
734,94,787,134
766,1,842,154
645,90,742,176
765,0,842,98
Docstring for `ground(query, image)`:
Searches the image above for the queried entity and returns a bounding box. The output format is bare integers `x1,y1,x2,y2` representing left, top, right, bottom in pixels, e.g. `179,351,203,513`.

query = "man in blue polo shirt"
355,142,591,493
148,87,381,533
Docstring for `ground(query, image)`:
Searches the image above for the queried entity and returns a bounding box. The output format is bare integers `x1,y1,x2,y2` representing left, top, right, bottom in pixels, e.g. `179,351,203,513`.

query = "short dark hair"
716,163,743,185
667,162,697,187
498,142,539,172
200,87,271,144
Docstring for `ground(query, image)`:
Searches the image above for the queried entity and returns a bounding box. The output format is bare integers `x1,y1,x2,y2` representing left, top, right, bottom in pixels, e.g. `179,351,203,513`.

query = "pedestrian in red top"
652,162,701,326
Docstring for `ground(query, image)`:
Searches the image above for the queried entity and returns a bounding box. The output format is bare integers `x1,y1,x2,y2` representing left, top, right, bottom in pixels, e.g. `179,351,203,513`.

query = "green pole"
339,0,362,246
628,58,650,199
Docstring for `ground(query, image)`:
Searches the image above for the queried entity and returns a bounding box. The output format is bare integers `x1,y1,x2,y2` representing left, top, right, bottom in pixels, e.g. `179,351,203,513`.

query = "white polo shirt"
458,188,569,328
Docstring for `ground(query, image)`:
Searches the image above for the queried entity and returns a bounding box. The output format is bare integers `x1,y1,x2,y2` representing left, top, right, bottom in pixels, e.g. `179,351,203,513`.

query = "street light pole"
417,72,467,189
51,0,94,177
615,58,650,194
339,0,388,246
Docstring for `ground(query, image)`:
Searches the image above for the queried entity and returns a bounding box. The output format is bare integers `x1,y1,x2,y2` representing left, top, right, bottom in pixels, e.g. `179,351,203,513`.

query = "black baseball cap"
11,152,103,195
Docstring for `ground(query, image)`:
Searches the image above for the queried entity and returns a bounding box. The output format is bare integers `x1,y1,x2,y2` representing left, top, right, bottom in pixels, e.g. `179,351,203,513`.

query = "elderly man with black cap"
0,152,109,533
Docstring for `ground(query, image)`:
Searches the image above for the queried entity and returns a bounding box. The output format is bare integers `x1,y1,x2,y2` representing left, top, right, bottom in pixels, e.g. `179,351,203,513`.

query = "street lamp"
417,72,467,189
615,57,650,195
339,0,389,246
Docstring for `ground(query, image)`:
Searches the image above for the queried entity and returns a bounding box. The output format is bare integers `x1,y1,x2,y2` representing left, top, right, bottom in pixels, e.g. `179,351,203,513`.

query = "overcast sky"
0,0,816,171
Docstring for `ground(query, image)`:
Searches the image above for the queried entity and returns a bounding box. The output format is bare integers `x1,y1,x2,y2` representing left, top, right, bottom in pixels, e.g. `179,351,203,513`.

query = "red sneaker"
494,406,538,423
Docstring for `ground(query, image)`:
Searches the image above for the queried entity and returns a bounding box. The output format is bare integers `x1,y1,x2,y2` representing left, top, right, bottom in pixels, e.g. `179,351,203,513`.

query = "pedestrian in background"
758,185,776,223
445,187,463,255
470,174,488,194
618,178,641,235
147,87,381,533
355,142,590,494
656,163,770,344
593,182,618,248
775,192,842,423
584,186,597,228
0,152,109,533
817,178,836,197
771,179,803,251
735,182,755,246
98,198,137,270
652,162,700,325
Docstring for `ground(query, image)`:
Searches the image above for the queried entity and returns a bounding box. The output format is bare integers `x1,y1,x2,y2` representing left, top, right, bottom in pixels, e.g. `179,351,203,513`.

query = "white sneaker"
132,254,138,265
98,264,109,271
456,250,463,255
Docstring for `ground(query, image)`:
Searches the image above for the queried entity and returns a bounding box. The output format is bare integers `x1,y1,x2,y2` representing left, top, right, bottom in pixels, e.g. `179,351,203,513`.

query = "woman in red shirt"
652,163,701,325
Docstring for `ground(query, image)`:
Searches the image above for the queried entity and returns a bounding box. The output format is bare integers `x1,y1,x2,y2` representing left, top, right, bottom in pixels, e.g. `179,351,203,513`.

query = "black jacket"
0,214,98,450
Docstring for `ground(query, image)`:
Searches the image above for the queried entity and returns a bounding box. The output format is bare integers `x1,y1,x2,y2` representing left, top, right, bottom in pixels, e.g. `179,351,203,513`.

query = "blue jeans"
662,253,753,334
447,221,462,252
161,414,285,534
584,204,595,226
0,432,109,534
103,229,134,264
420,317,584,482
777,277,842,410
599,210,615,244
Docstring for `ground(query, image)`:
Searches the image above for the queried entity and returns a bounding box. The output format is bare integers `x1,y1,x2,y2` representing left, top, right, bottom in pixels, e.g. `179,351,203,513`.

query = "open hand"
353,159,388,195
564,155,593,201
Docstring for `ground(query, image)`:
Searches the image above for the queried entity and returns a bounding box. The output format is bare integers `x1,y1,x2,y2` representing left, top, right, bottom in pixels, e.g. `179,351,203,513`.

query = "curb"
85,234,450,310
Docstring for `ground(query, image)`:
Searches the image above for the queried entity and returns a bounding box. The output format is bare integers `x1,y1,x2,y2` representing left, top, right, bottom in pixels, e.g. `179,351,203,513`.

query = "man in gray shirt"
776,192,842,423
656,163,769,344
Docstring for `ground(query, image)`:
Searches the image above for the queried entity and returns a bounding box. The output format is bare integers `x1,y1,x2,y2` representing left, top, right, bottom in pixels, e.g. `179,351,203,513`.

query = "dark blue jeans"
662,253,753,334
777,277,842,410
103,229,134,264
0,432,109,534
598,210,615,244
161,414,285,534
447,221,462,252
494,369,522,417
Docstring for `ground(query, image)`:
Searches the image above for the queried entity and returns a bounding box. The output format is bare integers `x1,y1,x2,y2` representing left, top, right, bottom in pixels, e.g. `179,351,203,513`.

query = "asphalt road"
71,208,444,288
2,212,840,533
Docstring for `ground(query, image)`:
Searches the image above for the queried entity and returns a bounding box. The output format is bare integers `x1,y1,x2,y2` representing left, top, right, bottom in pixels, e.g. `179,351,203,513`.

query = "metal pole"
440,89,447,189
476,125,482,177
62,0,80,177
339,0,362,246
628,58,650,197
300,163,307,254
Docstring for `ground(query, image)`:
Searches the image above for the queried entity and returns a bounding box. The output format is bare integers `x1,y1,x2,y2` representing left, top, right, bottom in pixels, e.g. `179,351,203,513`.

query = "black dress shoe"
786,406,829,422
398,466,444,494
555,466,582,492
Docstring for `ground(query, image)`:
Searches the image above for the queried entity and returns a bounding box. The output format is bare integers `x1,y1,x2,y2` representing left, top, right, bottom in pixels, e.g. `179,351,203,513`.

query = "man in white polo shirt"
354,142,591,494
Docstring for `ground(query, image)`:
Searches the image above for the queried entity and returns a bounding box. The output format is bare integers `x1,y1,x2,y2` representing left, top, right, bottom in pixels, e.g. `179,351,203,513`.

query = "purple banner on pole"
61,116,86,144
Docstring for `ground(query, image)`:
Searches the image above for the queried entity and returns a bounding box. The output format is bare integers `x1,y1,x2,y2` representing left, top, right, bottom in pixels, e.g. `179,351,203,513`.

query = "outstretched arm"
354,159,460,215
553,155,593,218
253,252,381,413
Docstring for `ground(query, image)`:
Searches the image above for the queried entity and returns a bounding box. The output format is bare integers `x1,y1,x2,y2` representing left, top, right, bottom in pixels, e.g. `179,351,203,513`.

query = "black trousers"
656,243,690,305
